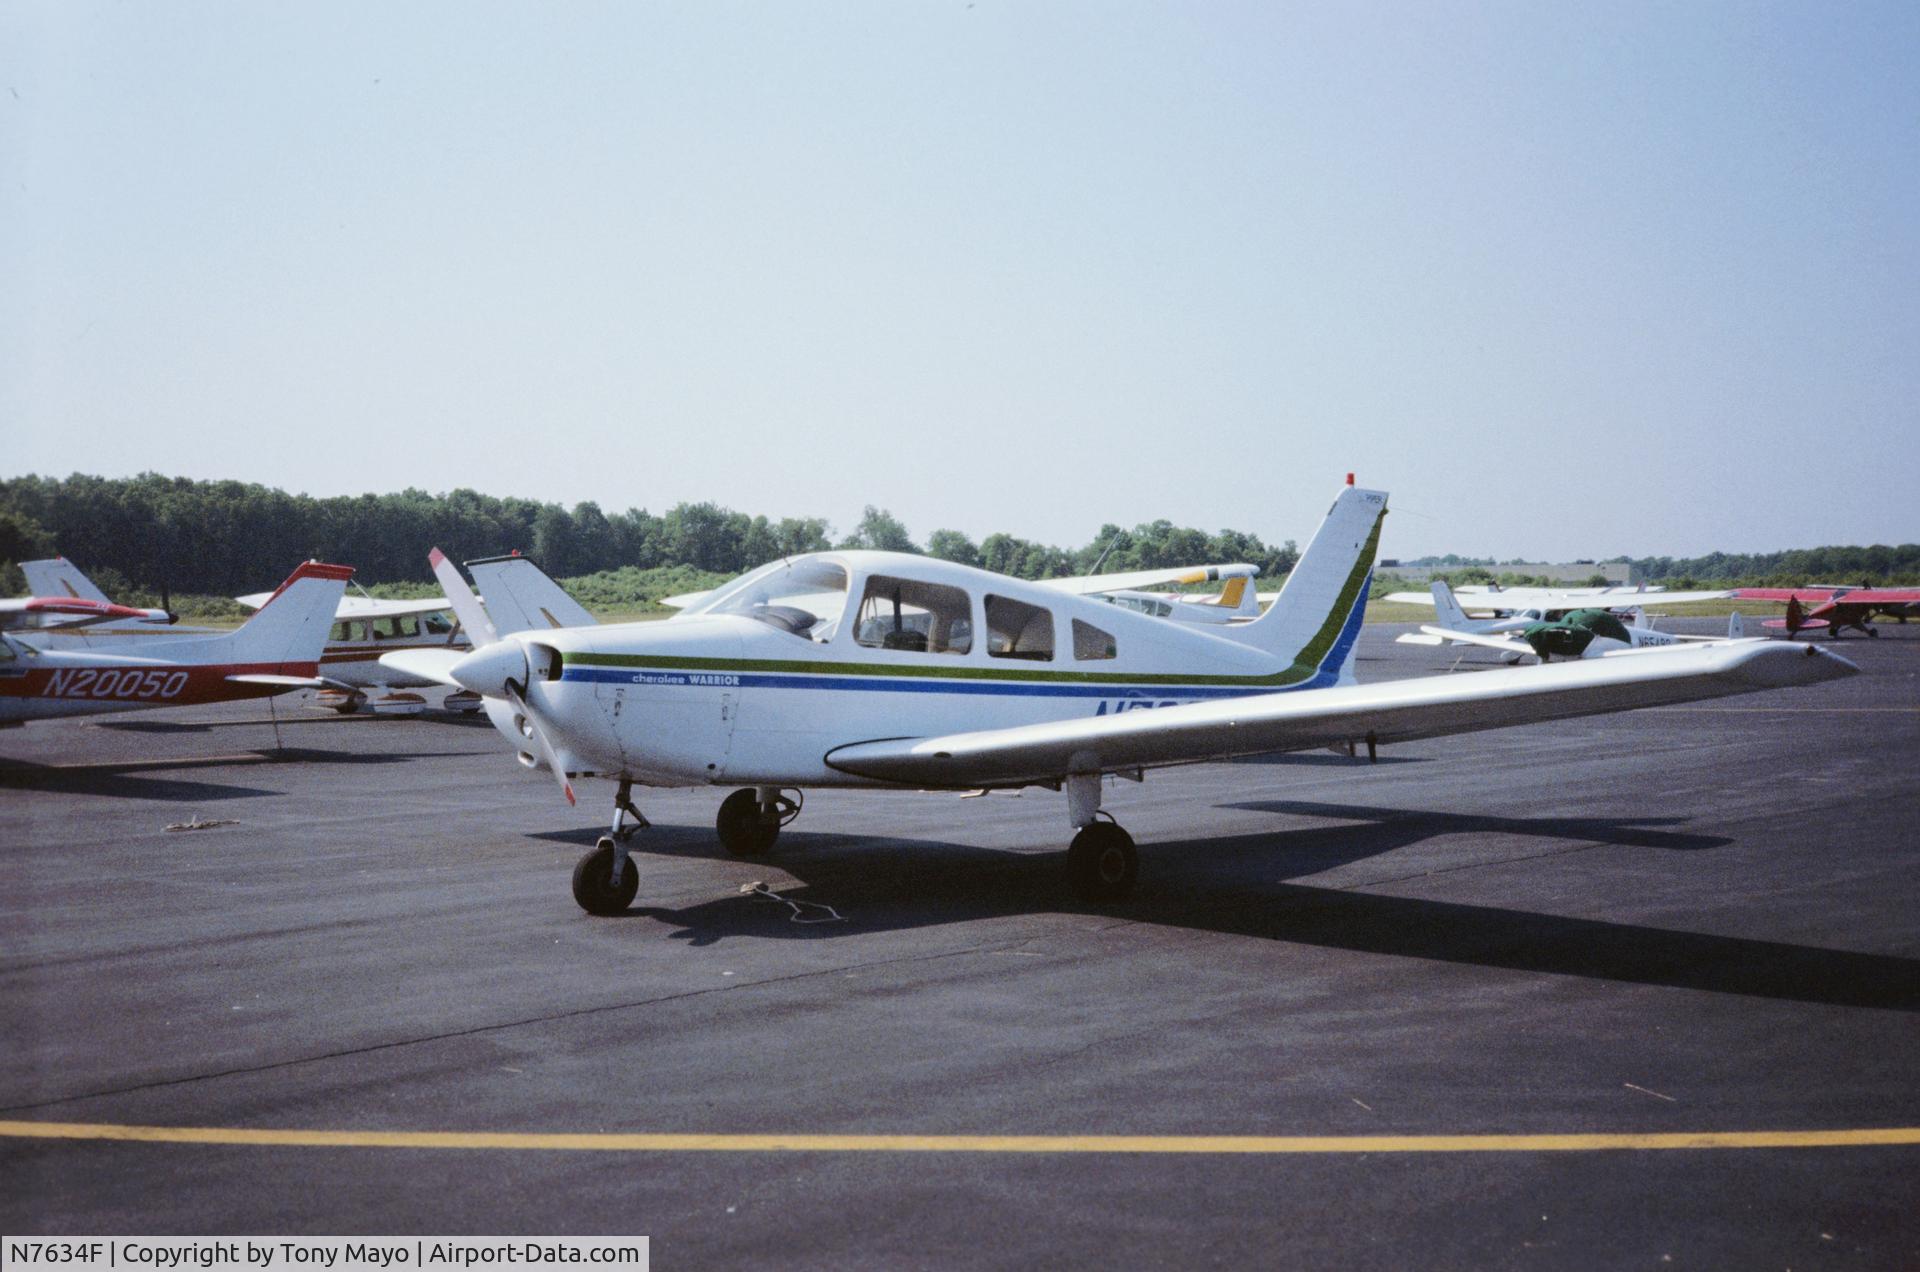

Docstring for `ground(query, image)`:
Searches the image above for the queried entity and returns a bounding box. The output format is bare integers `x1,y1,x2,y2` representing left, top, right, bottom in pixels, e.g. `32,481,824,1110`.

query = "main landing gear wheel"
716,788,789,857
572,838,639,916
1067,822,1138,904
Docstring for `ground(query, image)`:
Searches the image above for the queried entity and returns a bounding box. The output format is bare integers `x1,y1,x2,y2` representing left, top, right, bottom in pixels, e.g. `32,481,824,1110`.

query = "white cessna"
384,480,1853,915
1397,580,1753,662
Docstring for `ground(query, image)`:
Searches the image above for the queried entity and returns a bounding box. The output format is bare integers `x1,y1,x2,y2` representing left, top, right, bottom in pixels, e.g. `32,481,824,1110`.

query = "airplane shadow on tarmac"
0,747,475,802
533,801,1920,1013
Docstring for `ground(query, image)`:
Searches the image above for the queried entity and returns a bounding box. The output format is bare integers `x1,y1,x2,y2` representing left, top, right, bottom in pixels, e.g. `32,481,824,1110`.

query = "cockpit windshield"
680,556,852,641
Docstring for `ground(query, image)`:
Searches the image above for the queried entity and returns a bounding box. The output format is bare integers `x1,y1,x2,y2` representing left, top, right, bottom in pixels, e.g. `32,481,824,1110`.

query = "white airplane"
1383,581,1734,620
381,480,1853,915
1398,581,1754,663
0,563,350,726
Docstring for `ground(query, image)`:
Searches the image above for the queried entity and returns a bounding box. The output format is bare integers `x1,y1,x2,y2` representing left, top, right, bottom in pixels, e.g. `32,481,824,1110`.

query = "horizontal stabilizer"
225,673,326,688
378,648,468,688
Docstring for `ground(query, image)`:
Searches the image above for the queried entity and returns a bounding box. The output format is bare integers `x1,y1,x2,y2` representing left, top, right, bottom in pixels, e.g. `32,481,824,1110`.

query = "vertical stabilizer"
1217,483,1387,686
1430,580,1471,631
20,559,112,604
466,554,596,634
217,563,352,665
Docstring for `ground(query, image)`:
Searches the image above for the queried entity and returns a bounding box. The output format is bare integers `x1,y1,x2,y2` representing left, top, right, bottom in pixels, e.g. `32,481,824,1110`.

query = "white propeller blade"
502,678,576,806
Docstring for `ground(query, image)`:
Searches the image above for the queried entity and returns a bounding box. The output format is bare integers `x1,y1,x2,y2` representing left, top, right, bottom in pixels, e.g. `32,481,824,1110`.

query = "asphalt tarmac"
2,622,1917,1269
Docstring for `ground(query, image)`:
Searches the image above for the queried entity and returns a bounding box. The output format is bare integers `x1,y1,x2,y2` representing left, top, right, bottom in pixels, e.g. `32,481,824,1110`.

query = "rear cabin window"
1072,619,1118,661
373,616,420,640
985,595,1054,661
329,621,353,642
855,576,972,654
424,612,453,635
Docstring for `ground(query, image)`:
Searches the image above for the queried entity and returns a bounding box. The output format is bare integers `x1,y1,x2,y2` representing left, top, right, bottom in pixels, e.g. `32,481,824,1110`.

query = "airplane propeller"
430,546,576,806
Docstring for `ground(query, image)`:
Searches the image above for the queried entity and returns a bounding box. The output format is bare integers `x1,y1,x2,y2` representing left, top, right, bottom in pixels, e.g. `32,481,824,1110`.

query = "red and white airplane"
0,563,351,726
1736,587,1920,639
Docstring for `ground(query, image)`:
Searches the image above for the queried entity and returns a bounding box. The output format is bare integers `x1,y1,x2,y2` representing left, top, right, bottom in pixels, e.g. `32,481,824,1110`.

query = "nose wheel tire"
717,788,781,857
572,838,639,915
1067,822,1138,904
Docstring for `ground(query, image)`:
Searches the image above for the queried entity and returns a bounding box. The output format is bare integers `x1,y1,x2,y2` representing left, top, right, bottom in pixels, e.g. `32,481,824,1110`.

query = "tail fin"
1729,611,1745,639
217,563,352,665
1216,483,1387,685
465,554,596,634
20,558,112,604
1216,574,1258,618
1430,580,1471,631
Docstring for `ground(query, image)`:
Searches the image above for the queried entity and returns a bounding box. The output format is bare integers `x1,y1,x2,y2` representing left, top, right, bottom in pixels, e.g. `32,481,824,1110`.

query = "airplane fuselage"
489,550,1369,790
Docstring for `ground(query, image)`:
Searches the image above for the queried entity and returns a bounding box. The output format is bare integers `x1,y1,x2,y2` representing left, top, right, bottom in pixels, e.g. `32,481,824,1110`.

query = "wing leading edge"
823,640,1855,788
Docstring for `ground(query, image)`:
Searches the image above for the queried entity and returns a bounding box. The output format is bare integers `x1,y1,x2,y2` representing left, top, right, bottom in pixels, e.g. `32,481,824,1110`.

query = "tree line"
0,473,1300,597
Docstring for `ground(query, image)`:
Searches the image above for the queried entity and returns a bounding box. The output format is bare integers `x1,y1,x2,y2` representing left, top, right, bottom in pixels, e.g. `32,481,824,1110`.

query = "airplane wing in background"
823,641,1854,789
0,597,173,632
235,593,453,619
1386,587,1734,610
1036,563,1261,597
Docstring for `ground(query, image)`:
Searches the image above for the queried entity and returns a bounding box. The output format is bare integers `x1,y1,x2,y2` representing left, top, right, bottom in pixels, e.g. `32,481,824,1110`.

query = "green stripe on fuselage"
1288,505,1386,673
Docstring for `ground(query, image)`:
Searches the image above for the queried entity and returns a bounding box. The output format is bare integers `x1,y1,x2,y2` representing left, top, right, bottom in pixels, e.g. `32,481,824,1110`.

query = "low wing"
378,648,466,687
1037,563,1260,597
235,592,451,619
823,642,1854,788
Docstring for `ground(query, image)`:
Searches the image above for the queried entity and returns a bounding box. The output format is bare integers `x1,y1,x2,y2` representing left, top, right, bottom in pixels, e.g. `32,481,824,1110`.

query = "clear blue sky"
3,1,1916,562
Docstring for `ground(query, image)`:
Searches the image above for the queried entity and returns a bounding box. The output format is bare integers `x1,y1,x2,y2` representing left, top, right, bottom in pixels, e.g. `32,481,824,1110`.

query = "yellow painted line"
3,1121,1918,1155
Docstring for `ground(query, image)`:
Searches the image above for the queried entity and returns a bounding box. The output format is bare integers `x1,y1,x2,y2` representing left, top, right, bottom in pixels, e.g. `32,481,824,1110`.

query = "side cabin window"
329,620,353,642
985,595,1054,661
372,615,420,641
855,576,972,654
1072,619,1117,661
424,612,453,635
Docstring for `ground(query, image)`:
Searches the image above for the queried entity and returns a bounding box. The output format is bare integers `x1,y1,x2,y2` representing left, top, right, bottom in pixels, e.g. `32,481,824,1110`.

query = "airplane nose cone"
449,640,528,698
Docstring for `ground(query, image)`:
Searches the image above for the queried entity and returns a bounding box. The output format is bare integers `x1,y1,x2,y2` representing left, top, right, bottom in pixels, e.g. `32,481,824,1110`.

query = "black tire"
1067,823,1138,904
572,838,639,915
717,788,779,857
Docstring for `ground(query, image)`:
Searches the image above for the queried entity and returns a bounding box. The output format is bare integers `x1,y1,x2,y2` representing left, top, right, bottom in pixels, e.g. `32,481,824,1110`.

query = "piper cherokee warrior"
382,479,1855,915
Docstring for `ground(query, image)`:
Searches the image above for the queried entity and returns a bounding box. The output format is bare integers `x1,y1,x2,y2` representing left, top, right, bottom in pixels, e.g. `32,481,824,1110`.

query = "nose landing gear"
572,778,649,916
